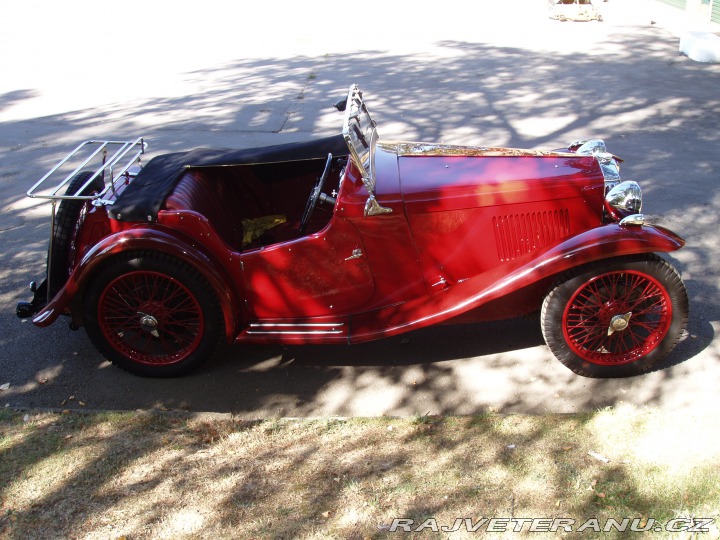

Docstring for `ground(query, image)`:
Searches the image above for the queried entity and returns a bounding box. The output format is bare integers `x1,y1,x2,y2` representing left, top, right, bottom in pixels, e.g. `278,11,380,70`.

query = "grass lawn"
1,406,719,539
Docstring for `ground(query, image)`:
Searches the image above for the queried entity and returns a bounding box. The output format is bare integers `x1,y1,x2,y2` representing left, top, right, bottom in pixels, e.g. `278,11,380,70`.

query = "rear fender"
31,228,240,340
350,223,685,341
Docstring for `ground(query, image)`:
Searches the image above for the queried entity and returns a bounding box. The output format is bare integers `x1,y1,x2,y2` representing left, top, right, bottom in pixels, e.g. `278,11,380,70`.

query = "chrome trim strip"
245,322,345,336
246,322,346,335
388,141,574,158
248,323,344,328
246,330,345,335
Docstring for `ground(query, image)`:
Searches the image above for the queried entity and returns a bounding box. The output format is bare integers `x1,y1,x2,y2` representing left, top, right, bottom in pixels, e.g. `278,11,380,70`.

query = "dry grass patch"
0,406,718,539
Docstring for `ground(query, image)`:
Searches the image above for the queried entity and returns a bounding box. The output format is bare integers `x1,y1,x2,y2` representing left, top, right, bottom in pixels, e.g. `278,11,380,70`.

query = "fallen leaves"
59,395,86,407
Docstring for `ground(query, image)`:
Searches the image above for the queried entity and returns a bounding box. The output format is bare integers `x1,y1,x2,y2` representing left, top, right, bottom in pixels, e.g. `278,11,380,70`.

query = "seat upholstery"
164,170,244,250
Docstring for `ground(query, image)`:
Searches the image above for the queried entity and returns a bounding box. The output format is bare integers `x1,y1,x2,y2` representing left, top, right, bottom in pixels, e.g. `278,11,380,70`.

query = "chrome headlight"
604,180,642,220
566,138,642,223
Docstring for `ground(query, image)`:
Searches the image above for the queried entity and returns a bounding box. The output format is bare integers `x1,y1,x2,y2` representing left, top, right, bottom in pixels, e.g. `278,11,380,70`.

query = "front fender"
32,228,240,340
519,222,684,283
350,223,685,341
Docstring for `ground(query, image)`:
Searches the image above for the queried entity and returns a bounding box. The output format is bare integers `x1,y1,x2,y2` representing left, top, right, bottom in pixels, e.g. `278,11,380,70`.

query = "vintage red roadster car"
17,85,688,378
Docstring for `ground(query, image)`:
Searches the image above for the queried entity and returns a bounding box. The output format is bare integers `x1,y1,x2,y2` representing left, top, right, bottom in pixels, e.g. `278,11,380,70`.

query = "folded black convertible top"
109,134,348,222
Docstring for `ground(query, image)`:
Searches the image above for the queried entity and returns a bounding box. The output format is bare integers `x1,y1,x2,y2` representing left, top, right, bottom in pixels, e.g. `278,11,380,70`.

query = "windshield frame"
341,84,391,217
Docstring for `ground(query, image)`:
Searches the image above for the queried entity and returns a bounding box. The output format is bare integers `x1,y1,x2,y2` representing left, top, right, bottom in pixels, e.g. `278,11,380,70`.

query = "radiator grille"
493,209,570,261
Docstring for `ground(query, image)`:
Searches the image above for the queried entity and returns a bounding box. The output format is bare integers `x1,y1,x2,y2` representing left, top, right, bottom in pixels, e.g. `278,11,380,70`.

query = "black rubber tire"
83,251,224,377
48,171,105,297
541,254,688,378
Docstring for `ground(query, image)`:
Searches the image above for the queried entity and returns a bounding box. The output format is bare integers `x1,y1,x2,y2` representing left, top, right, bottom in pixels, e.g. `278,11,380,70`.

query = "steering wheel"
300,153,333,233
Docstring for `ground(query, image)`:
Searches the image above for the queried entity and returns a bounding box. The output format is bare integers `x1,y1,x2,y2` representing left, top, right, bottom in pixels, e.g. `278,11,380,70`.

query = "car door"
239,217,374,318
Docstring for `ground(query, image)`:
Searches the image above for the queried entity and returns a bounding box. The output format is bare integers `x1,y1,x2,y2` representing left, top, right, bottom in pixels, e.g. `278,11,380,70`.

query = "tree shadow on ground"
2,408,718,539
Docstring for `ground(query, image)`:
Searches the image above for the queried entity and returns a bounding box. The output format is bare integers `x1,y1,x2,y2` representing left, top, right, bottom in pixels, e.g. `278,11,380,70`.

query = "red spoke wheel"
541,254,688,378
83,252,223,377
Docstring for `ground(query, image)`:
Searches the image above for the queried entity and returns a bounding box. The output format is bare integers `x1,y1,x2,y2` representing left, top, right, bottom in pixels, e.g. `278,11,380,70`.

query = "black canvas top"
109,134,348,222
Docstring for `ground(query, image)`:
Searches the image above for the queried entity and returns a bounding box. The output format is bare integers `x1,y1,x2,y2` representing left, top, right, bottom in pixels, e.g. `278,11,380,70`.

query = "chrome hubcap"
139,312,160,337
607,312,632,336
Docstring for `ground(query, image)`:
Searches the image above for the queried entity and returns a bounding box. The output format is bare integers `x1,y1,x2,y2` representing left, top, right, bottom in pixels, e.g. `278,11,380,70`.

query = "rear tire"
48,171,105,296
541,254,688,378
83,251,223,377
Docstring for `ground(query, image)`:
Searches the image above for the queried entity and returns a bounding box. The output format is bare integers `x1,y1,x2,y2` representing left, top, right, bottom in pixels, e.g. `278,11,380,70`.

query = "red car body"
18,85,688,378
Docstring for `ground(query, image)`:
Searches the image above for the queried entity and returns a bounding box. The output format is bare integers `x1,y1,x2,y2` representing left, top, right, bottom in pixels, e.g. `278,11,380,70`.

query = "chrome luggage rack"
26,139,146,305
27,138,146,203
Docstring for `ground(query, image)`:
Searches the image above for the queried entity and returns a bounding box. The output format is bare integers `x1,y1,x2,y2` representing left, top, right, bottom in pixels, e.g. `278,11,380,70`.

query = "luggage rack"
26,138,146,305
27,138,146,202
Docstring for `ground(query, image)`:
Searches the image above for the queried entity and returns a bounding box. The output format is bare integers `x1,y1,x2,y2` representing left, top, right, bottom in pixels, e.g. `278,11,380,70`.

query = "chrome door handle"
345,248,363,261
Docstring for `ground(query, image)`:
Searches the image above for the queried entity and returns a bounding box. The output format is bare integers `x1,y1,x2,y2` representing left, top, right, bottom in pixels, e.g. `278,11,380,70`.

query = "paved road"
1,0,718,417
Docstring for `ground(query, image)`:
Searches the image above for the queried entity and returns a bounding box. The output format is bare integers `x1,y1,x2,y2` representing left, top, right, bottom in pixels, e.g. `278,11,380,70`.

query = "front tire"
83,251,223,377
541,254,688,378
